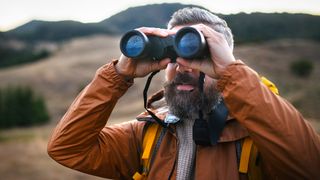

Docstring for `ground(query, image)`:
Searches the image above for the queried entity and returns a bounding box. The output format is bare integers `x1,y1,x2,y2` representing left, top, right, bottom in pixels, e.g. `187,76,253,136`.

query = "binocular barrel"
120,27,208,61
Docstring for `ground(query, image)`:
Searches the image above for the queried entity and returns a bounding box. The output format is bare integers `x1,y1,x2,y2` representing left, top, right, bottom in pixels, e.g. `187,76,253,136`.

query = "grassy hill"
0,35,319,179
1,36,319,121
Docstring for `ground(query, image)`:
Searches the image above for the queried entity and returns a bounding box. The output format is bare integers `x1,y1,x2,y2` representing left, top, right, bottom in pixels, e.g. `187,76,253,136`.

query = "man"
48,7,320,179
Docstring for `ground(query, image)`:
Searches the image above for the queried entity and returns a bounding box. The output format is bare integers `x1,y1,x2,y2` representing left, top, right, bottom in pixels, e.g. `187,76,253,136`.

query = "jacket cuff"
216,60,246,92
96,59,133,92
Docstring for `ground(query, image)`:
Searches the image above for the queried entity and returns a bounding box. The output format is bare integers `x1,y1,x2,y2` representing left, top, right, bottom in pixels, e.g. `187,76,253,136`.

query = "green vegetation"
0,31,4,39
0,86,50,129
290,59,314,77
223,13,320,43
0,46,50,69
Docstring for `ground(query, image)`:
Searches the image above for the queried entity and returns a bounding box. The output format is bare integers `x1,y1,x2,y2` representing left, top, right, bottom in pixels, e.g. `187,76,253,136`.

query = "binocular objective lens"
177,32,199,57
124,35,144,57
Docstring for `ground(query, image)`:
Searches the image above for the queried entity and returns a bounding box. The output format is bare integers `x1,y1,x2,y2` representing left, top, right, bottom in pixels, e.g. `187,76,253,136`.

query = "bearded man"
48,7,320,180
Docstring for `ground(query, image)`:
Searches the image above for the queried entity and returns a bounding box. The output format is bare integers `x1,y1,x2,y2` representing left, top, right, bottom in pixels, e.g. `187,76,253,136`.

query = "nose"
165,63,198,82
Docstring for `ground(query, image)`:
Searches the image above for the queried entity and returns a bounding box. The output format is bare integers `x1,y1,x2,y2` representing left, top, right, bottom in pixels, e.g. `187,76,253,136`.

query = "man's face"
163,25,221,120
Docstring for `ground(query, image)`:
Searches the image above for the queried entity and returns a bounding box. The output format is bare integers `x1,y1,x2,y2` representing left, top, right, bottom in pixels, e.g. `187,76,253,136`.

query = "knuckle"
198,23,206,28
214,32,225,42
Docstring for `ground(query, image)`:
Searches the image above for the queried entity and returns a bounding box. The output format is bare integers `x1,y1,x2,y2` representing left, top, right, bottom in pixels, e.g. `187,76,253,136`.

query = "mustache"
164,73,198,87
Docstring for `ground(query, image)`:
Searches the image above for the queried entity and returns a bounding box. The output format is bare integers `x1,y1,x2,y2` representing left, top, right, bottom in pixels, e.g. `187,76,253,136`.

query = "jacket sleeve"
47,60,145,179
217,60,320,179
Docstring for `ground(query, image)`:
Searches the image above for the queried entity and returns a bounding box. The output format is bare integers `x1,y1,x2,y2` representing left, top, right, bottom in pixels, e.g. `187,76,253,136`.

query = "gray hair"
168,7,234,50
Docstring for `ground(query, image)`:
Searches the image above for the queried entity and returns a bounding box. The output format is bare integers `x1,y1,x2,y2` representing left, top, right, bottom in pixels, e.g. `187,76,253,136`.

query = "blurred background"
0,0,319,179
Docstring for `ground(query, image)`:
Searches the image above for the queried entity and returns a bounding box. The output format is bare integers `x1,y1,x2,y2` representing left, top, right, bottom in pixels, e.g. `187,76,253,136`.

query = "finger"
167,29,178,35
158,58,171,69
192,24,228,46
177,57,218,78
191,24,221,38
119,54,128,61
166,62,178,70
165,62,178,81
136,27,169,37
149,58,171,72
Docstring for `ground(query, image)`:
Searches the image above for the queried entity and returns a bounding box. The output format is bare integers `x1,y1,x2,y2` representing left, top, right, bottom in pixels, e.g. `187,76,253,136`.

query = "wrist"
114,60,134,82
215,56,236,77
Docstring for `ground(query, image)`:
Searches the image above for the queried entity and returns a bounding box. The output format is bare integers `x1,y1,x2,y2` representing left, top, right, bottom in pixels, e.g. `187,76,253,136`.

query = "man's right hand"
115,27,174,80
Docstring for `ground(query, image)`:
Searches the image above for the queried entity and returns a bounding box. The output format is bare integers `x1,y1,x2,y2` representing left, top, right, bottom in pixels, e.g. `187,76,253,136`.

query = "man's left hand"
176,24,236,79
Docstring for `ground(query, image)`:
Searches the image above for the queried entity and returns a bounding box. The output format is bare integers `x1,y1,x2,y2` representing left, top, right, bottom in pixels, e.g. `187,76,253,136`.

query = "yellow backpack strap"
238,137,263,180
237,76,278,179
239,137,253,173
133,123,161,180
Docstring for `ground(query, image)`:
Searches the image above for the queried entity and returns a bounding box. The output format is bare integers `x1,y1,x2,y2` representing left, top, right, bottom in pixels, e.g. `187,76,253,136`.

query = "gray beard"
164,73,221,120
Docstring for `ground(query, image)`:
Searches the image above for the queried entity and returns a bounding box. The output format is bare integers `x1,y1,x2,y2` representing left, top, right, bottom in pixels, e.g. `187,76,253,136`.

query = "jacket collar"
136,90,249,143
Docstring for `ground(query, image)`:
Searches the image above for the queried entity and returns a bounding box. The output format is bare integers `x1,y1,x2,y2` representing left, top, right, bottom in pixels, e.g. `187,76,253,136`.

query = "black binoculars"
120,27,209,61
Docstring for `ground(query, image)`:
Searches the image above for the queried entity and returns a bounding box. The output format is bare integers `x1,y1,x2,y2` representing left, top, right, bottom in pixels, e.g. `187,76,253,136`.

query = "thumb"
176,57,202,71
177,57,218,79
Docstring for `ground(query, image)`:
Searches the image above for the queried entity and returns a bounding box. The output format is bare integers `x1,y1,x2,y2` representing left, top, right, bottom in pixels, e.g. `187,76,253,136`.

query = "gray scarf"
176,118,196,180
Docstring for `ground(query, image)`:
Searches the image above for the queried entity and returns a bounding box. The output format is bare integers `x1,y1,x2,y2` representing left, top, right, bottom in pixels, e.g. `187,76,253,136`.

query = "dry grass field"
0,35,319,179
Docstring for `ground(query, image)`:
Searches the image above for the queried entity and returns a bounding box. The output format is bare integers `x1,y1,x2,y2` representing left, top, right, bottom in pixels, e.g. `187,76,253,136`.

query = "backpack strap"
239,137,254,173
133,123,162,180
260,76,279,95
247,142,263,180
236,137,263,180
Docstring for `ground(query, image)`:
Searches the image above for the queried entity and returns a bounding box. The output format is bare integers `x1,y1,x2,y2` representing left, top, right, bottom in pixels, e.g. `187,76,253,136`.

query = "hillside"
99,3,203,33
0,35,165,123
2,3,320,70
0,35,319,179
5,20,111,42
0,35,319,121
223,13,320,43
3,3,320,43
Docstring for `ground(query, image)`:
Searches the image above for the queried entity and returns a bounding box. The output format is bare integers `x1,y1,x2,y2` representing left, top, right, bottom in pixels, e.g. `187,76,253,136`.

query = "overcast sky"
1,0,319,31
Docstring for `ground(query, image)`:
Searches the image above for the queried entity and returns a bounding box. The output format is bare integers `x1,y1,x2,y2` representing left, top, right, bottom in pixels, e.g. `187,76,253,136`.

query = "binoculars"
120,27,209,61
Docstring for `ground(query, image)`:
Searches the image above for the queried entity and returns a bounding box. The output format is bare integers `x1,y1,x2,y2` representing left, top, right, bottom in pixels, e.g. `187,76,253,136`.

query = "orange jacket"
48,60,320,179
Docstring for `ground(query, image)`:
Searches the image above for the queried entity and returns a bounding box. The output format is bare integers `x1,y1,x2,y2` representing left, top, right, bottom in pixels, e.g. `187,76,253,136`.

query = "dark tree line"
0,86,50,129
0,46,50,69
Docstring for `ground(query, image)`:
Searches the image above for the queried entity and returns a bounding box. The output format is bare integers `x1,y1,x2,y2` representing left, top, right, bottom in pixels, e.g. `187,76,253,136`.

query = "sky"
0,0,320,31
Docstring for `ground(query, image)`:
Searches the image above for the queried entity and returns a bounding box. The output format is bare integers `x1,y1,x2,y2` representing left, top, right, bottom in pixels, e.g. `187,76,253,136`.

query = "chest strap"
133,123,162,180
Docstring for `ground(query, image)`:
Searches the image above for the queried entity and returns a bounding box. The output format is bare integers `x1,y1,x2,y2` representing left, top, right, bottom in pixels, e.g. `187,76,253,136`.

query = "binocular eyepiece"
120,27,209,61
